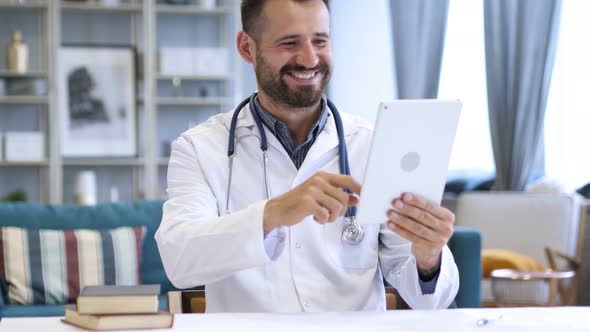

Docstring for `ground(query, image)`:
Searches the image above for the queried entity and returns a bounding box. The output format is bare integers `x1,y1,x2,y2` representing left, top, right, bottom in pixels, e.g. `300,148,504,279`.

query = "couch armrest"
448,226,482,308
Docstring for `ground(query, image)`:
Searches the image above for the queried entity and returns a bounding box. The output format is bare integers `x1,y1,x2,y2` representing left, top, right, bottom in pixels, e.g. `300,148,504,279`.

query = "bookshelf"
0,0,242,204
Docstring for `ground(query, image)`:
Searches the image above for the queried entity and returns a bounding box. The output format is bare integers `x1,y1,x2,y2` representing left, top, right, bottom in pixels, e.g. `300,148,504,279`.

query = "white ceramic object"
75,171,97,206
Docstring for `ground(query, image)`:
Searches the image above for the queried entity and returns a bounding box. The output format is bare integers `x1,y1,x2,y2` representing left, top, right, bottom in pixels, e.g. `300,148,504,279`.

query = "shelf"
63,158,144,167
0,96,49,104
0,70,48,78
156,74,230,81
0,160,48,167
156,4,230,15
61,1,142,13
0,1,47,10
156,97,232,107
0,0,241,204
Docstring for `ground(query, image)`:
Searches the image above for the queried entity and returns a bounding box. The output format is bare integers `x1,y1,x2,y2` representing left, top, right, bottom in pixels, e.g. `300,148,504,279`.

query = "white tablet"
355,100,462,224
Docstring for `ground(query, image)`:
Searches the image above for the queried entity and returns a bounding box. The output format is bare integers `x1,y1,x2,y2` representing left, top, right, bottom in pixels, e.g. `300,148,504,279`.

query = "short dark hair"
241,0,330,39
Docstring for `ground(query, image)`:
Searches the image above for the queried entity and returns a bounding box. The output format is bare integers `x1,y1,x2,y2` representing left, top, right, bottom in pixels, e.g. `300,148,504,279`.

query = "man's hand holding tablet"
355,100,462,277
387,192,455,276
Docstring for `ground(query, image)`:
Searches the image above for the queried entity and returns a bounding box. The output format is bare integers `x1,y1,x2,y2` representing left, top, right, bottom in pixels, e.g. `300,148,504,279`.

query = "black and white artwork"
59,46,136,157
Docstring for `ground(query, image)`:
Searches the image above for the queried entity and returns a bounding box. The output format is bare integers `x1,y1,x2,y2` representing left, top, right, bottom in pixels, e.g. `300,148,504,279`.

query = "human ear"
236,31,255,64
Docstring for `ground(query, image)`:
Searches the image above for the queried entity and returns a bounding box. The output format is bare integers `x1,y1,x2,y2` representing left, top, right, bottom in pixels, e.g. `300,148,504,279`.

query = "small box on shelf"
4,131,44,162
4,77,48,96
200,0,217,10
159,47,229,77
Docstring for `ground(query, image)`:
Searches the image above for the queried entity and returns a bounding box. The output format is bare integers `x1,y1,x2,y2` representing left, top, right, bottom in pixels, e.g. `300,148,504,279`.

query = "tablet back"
355,100,462,224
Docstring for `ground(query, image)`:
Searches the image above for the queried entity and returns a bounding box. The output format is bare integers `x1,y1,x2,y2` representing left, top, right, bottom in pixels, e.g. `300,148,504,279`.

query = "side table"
490,268,575,306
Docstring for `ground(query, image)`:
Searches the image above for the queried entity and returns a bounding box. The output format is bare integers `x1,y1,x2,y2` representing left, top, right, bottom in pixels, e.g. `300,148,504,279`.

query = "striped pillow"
0,226,146,305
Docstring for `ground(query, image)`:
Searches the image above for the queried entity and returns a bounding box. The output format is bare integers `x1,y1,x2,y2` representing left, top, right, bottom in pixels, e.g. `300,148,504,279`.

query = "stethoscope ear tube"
227,97,251,157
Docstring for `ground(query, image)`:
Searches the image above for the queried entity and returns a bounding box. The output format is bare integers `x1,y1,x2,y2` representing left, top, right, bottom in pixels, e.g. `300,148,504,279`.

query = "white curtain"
390,0,449,99
484,0,561,191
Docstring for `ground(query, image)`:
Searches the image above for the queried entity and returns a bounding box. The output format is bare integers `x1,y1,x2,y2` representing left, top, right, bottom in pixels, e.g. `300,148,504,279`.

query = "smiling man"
155,0,459,312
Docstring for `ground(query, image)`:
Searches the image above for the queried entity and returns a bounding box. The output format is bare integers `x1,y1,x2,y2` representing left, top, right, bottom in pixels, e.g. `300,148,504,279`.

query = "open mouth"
290,71,317,80
287,70,320,83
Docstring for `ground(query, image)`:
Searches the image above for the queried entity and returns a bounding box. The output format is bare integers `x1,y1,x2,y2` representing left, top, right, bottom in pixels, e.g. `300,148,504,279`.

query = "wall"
330,0,395,124
236,0,397,122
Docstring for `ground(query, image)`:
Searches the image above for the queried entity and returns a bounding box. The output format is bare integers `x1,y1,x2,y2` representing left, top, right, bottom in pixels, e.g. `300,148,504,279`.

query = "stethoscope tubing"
225,93,364,245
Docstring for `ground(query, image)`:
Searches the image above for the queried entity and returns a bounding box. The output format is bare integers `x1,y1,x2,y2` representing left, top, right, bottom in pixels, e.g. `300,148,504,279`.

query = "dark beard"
255,54,331,108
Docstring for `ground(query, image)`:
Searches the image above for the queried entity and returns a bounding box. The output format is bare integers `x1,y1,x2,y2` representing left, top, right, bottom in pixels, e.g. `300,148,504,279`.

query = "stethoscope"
225,93,365,245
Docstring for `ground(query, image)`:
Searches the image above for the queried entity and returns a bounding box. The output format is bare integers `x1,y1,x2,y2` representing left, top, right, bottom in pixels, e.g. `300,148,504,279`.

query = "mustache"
280,62,329,76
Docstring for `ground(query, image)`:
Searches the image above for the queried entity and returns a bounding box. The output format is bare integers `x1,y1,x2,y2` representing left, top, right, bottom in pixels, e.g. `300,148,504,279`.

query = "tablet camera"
400,152,420,172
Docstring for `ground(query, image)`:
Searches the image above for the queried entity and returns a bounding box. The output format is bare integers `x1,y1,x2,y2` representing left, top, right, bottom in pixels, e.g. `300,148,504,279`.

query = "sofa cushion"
482,249,546,278
0,226,145,305
0,303,68,317
0,201,175,294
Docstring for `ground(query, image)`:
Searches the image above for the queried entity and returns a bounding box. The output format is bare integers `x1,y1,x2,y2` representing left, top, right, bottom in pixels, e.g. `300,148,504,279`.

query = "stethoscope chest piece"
342,216,364,245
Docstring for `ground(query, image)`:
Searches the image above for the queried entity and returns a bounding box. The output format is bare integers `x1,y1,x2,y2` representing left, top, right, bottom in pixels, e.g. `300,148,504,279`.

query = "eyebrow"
273,32,330,44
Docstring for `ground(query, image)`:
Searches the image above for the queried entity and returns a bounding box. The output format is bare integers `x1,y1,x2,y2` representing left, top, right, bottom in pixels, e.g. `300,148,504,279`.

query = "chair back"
455,192,582,266
454,192,586,305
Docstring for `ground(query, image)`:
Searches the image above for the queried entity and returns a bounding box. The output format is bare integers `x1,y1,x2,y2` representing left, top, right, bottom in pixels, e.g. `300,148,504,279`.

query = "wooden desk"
2,307,589,332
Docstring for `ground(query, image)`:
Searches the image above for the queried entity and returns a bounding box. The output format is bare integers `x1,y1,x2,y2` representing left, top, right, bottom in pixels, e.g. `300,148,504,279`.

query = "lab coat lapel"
296,115,340,178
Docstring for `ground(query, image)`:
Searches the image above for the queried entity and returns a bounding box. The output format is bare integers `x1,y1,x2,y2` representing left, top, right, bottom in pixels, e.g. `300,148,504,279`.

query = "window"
438,0,495,178
544,0,590,192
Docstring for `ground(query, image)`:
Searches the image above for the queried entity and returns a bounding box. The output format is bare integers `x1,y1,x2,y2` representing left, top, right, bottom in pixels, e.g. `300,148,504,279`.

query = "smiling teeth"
293,72,316,80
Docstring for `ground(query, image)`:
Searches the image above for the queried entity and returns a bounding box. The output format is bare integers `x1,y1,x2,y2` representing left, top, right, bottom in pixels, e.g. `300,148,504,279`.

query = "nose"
296,41,319,69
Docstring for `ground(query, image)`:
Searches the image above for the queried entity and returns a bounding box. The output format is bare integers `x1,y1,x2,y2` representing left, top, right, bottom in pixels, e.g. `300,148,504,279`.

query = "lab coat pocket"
324,220,380,269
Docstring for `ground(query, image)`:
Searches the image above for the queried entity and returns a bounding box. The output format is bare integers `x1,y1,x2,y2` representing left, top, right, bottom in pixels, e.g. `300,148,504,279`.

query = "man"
155,0,459,312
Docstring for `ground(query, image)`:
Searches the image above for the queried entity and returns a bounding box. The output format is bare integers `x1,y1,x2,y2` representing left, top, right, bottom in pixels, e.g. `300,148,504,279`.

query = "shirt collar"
252,95,330,142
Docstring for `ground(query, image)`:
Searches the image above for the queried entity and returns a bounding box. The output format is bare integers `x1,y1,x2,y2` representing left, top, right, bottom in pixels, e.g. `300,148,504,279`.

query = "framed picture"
58,45,136,157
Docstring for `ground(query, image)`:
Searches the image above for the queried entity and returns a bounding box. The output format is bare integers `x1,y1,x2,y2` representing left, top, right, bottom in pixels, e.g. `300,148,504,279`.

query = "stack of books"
62,284,173,330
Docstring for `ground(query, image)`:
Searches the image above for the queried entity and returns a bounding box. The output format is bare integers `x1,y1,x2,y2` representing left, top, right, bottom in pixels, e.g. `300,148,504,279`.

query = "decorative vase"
7,31,28,74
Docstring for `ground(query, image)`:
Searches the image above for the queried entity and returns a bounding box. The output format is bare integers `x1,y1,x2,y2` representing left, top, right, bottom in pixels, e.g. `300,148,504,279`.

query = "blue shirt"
252,96,329,169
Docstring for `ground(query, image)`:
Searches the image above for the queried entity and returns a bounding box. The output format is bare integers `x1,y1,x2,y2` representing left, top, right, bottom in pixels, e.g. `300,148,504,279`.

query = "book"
77,285,161,315
166,291,183,314
63,307,174,331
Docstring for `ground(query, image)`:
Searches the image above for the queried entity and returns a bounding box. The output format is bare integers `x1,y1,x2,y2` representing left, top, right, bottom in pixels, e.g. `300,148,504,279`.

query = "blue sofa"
0,201,481,317
448,226,482,308
0,200,175,318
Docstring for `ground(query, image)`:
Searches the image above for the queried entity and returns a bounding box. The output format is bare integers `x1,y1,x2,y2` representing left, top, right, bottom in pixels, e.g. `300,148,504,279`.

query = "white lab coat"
155,103,459,312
